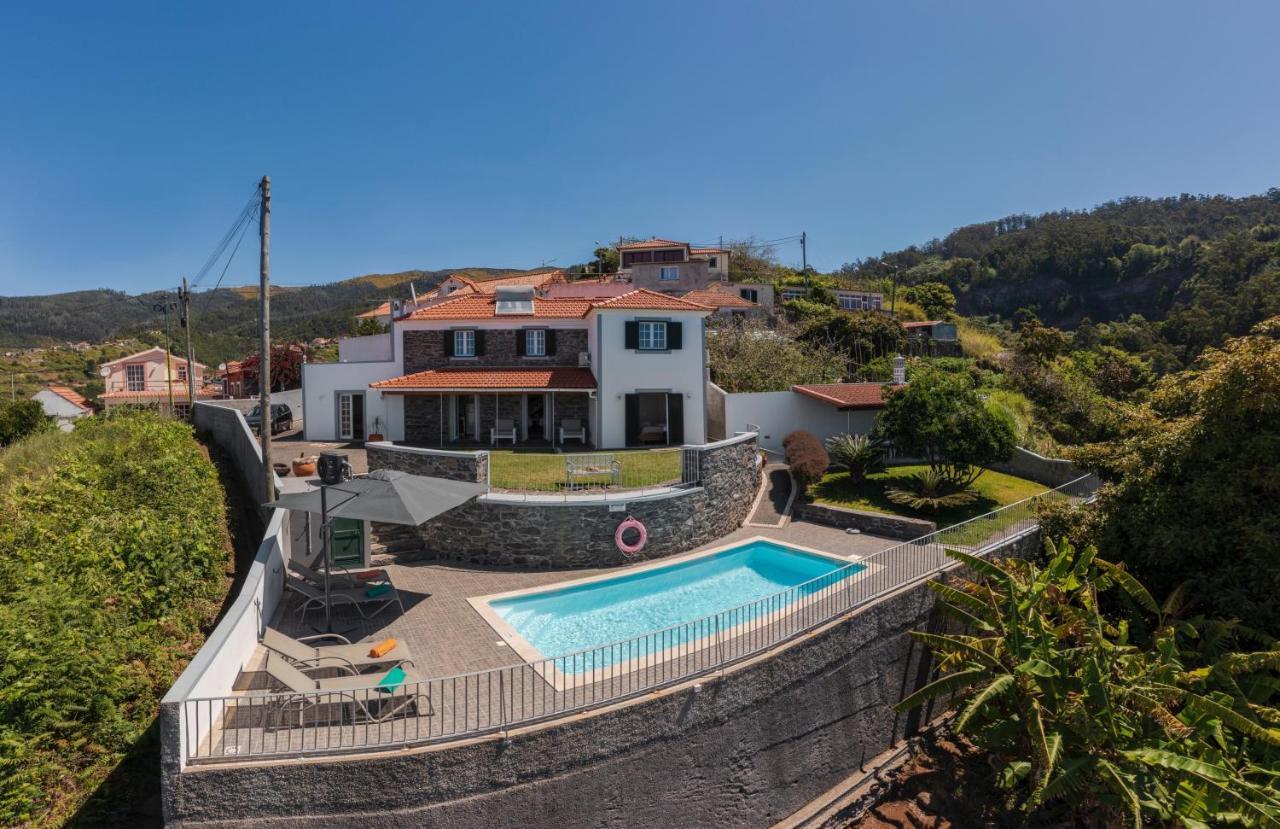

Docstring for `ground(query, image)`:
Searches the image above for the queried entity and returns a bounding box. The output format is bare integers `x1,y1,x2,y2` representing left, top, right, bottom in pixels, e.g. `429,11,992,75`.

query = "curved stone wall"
398,435,760,568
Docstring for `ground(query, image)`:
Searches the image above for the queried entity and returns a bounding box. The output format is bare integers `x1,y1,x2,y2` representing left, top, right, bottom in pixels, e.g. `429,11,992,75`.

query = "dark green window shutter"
444,331,455,357
475,330,486,356
667,321,683,350
624,320,639,350
624,394,640,446
516,330,526,357
546,329,557,355
667,393,684,444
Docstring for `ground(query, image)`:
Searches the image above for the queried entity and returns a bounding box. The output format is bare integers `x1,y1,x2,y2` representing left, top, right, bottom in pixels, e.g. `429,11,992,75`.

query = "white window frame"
525,328,546,357
781,288,804,301
870,295,883,309
658,266,679,281
453,329,476,358
638,320,667,351
177,364,188,382
125,363,146,391
338,393,354,439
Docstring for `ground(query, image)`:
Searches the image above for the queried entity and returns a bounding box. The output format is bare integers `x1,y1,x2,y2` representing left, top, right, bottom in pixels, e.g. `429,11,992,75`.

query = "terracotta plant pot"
366,432,384,443
292,457,317,477
272,462,291,477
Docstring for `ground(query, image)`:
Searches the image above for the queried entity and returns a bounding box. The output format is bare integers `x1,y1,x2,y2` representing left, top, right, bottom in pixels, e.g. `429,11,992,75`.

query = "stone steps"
369,522,426,565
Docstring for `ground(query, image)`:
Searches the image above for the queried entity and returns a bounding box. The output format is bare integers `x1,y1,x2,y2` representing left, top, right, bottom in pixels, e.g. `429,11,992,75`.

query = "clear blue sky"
2,1,1278,295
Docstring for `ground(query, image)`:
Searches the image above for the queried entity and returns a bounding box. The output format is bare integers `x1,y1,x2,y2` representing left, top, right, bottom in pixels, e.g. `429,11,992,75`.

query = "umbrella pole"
321,484,332,631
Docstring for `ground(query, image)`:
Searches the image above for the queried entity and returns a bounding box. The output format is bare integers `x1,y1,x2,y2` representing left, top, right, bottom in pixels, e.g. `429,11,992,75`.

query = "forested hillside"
842,190,1280,364
0,266,526,364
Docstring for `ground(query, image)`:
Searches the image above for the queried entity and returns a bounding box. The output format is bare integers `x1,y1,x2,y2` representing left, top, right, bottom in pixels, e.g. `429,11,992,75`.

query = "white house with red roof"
32,384,94,430
304,275,714,448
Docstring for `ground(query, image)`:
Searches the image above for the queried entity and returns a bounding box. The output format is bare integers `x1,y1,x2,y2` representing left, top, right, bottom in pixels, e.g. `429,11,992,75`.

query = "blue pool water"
489,540,864,672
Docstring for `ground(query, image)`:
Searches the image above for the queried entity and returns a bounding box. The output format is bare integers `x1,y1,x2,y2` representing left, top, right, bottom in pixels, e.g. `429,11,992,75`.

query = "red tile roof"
616,238,689,250
357,301,392,318
680,285,757,309
372,367,597,391
791,382,902,410
590,289,712,311
471,271,567,293
902,320,941,329
101,388,221,401
402,287,710,320
44,385,92,410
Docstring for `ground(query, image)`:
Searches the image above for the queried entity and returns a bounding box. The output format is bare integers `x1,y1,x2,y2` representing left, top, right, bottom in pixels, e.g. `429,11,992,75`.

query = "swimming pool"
472,538,867,680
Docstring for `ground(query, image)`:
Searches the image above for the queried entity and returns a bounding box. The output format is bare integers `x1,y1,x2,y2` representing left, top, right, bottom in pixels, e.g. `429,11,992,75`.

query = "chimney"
892,354,906,385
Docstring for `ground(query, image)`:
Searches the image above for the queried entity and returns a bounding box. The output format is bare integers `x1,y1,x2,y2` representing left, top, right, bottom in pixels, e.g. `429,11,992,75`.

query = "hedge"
0,411,230,826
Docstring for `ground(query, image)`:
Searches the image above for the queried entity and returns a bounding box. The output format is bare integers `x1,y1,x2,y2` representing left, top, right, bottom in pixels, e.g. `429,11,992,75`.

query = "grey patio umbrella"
265,469,486,629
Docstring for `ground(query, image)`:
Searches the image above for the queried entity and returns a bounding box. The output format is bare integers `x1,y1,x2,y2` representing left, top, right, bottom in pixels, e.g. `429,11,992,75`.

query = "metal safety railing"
181,475,1096,763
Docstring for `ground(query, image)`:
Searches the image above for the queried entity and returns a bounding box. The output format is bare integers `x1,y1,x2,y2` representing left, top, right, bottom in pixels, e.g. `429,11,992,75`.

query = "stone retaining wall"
364,442,488,483
796,501,936,540
162,528,1044,828
374,435,760,568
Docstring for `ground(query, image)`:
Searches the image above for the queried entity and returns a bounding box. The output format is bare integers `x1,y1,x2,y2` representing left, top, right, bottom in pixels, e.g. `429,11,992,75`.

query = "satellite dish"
218,362,227,371
99,366,110,377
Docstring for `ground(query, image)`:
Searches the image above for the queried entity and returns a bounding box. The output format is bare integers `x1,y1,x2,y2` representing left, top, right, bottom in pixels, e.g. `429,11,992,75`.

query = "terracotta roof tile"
791,382,902,410
591,289,713,311
358,301,392,318
680,285,758,309
45,385,92,410
616,238,689,250
101,388,220,401
372,367,597,391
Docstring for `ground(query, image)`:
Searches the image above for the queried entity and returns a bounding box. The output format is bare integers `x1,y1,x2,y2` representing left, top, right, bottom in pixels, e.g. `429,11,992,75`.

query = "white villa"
303,271,716,448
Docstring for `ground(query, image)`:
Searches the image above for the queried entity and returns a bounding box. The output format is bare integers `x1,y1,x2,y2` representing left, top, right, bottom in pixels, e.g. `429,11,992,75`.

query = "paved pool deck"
271,519,897,681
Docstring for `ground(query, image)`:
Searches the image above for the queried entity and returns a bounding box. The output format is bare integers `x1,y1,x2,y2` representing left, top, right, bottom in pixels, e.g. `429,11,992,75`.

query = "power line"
190,185,264,290
201,204,259,307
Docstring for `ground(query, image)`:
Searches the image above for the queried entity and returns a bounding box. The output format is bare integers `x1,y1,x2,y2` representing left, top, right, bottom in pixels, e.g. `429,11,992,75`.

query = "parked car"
246,403,293,435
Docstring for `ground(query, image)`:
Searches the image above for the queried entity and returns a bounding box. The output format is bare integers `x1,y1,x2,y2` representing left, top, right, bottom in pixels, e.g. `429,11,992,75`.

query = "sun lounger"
260,652,433,726
260,627,413,676
285,576,405,621
289,559,389,590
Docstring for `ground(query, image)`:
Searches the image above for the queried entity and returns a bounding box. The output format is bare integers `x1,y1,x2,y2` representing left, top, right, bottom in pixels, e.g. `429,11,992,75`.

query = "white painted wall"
32,389,90,430
723,390,878,453
302,361,402,441
591,309,709,448
338,333,394,362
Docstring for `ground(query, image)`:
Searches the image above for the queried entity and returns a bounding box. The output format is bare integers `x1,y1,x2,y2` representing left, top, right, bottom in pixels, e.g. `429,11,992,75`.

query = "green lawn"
488,448,682,492
811,464,1047,528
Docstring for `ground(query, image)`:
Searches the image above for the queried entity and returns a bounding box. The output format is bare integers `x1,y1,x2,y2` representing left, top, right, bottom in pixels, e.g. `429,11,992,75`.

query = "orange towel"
369,638,397,658
354,570,382,581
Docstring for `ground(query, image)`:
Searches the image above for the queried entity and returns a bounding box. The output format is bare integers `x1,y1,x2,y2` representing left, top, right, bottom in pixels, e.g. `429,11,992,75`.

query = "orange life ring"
615,517,647,556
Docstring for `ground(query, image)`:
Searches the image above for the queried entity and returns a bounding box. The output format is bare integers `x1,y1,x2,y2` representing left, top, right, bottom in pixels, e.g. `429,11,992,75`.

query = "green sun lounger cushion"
376,665,407,694
365,583,392,598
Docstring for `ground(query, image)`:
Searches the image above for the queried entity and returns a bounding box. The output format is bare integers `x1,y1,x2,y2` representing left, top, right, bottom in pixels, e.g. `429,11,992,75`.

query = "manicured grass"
488,448,682,492
811,464,1047,528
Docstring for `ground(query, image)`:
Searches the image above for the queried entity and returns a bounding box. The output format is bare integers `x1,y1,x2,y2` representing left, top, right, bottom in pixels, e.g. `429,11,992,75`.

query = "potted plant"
291,453,317,477
367,416,385,443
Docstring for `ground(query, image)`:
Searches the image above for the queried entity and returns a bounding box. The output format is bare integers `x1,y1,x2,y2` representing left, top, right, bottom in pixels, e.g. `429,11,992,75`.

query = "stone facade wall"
797,502,936,541
403,435,759,568
403,328,589,374
364,442,488,483
161,527,1044,829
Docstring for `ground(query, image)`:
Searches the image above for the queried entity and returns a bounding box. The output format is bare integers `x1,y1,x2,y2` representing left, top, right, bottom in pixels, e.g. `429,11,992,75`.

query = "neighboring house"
31,385,93,431
690,246,731,280
616,239,731,295
304,283,713,448
903,320,960,356
355,301,393,326
731,282,775,310
777,286,885,312
216,360,247,397
99,347,217,417
680,284,765,319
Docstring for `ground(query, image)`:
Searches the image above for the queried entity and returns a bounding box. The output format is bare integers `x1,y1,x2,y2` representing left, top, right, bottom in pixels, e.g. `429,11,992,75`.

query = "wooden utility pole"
800,231,808,288
258,175,273,501
180,277,197,416
156,297,175,415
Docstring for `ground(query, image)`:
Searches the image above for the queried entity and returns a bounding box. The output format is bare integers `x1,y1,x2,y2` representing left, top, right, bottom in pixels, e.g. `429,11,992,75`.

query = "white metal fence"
181,475,1095,763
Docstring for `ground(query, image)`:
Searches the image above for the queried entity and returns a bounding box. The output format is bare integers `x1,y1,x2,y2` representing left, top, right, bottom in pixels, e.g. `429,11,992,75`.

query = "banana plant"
894,539,1280,827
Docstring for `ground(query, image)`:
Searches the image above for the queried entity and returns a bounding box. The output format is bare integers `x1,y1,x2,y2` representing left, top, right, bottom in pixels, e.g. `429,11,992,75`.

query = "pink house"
99,347,218,416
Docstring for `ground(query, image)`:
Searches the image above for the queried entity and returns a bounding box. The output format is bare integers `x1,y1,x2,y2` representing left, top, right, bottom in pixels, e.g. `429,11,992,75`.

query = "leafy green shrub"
783,430,828,495
884,468,977,511
897,540,1280,826
0,410,229,826
0,399,53,446
824,433,885,482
